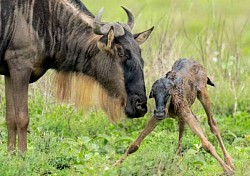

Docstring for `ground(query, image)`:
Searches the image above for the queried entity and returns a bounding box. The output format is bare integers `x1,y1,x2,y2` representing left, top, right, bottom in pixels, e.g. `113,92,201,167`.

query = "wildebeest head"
92,7,154,118
149,77,174,120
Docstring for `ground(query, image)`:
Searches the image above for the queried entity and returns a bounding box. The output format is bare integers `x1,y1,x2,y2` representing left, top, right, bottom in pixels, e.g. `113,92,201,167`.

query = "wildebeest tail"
207,77,215,87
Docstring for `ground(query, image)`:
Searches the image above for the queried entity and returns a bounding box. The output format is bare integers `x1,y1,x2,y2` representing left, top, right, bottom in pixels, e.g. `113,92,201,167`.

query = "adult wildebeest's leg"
114,117,160,165
197,89,235,170
7,62,31,153
182,110,234,175
177,119,185,155
5,76,17,152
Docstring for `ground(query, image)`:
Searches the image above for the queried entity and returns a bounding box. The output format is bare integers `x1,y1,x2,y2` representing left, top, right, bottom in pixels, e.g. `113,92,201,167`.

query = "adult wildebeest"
115,59,235,175
0,0,154,153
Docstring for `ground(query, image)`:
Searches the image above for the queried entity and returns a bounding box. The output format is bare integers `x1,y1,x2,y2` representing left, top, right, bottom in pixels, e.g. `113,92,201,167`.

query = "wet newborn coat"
115,59,235,175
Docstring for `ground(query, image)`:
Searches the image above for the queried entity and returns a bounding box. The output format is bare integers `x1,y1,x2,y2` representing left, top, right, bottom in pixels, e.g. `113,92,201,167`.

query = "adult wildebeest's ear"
97,27,115,52
107,27,115,48
134,26,154,45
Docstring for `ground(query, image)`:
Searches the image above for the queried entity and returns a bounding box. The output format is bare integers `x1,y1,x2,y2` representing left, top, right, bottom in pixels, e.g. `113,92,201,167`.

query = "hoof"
225,157,236,171
222,165,234,176
113,158,124,167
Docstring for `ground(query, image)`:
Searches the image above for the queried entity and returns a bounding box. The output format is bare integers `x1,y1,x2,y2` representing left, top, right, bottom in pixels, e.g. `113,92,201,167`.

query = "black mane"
69,0,94,17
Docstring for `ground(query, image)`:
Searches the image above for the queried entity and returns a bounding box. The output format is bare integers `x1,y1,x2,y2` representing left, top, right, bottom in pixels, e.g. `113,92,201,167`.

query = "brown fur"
115,59,235,175
54,72,125,122
165,71,186,113
1,0,153,153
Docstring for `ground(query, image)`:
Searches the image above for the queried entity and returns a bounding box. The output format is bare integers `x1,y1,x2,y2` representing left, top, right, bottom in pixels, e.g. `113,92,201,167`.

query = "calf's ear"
134,26,154,45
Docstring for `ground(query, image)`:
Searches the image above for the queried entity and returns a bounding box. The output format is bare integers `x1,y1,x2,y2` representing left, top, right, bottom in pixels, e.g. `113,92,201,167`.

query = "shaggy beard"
54,71,126,122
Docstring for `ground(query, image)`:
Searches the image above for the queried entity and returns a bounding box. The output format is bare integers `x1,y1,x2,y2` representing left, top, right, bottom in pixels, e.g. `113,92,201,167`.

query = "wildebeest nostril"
154,110,166,120
125,97,147,118
135,99,147,111
134,98,147,117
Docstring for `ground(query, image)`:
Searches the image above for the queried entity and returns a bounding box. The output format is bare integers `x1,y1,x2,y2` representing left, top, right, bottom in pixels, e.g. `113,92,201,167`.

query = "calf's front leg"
114,117,160,166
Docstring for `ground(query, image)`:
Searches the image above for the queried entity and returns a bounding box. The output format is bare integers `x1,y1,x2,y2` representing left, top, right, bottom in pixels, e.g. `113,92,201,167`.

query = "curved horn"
93,7,126,37
121,6,134,30
113,23,125,37
93,8,105,35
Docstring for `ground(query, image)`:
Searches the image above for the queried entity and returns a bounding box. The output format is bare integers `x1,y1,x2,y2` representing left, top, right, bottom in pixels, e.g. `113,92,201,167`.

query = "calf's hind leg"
182,111,234,175
197,89,235,170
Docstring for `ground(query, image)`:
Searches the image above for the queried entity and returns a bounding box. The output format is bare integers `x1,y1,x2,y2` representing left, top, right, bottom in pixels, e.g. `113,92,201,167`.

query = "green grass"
0,105,250,175
1,0,250,175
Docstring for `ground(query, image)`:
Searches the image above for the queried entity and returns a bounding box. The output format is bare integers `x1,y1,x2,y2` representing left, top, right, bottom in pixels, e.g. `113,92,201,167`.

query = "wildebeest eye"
124,50,130,59
116,45,124,57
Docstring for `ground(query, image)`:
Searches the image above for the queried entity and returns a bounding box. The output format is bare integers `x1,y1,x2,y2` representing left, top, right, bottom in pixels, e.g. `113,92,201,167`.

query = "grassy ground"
0,0,250,175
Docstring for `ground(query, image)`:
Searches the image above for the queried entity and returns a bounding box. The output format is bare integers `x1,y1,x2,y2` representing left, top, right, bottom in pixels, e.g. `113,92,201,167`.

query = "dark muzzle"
135,97,147,116
125,95,147,118
154,109,166,120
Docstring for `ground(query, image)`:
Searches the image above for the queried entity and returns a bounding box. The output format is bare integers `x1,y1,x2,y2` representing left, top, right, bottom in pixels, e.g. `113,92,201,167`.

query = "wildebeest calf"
115,59,235,175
